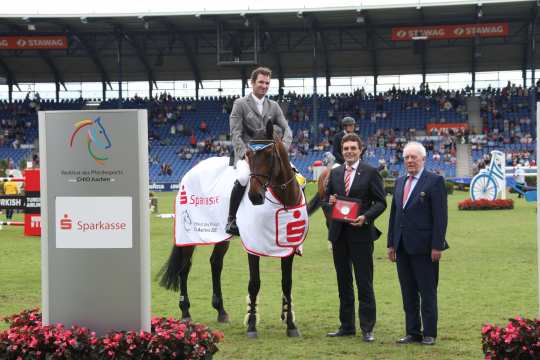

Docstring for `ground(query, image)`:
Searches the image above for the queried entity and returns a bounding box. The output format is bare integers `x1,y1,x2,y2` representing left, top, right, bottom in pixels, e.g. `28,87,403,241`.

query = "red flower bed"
458,199,514,210
0,308,223,360
482,317,540,359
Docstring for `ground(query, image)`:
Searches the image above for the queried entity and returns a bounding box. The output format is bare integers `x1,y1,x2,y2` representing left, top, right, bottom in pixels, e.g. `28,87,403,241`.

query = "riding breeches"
236,159,250,186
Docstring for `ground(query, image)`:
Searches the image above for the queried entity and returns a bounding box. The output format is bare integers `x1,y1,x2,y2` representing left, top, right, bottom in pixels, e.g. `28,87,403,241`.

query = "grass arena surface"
0,184,537,359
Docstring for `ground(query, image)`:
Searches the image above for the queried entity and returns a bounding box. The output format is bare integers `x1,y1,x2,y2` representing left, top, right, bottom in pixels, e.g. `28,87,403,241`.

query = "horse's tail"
157,245,184,291
306,193,321,216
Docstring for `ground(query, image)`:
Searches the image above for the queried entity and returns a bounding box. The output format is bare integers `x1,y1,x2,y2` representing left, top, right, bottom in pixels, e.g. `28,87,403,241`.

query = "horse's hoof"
247,331,258,339
181,316,192,322
287,328,300,337
217,312,229,323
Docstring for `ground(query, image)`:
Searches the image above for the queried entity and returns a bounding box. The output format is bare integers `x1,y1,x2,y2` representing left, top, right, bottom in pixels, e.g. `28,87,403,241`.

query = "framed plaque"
331,196,361,222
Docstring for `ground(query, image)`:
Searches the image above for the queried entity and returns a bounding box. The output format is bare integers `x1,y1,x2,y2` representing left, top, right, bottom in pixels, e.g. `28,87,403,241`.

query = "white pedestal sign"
39,110,150,335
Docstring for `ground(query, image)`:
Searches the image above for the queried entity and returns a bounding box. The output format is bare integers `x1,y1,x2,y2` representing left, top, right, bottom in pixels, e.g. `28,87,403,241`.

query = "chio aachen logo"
69,117,112,165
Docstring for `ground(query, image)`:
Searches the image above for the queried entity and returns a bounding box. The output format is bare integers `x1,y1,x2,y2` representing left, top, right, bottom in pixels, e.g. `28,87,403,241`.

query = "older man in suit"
325,133,387,342
226,66,293,236
387,141,449,346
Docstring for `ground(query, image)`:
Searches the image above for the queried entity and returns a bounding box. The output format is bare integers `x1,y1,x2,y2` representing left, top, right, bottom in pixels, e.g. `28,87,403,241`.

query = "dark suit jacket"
325,162,387,243
332,131,347,165
387,170,449,255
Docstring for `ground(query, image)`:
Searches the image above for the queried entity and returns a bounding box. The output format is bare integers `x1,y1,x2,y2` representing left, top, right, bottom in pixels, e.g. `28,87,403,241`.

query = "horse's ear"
265,121,274,140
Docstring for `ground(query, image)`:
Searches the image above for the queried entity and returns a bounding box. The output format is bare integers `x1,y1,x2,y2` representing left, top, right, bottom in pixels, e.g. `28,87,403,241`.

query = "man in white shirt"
226,67,293,235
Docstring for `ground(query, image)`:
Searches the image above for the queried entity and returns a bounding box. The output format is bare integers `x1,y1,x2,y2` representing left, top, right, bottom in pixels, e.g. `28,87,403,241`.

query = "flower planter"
458,198,514,210
1,308,223,359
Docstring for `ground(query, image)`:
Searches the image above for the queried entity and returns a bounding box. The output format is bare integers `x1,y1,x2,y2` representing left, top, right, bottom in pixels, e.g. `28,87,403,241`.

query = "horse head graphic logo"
69,117,112,165
182,210,192,233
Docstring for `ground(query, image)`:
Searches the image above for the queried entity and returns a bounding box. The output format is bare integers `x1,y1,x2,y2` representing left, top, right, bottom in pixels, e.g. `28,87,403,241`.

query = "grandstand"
0,0,538,187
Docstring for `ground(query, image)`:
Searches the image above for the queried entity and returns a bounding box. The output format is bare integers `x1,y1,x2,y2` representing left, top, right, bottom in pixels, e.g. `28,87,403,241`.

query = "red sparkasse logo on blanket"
286,210,307,243
180,186,188,204
178,185,220,207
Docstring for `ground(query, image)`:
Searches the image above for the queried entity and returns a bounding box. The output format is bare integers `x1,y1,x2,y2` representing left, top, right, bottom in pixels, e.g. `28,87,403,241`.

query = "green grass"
0,184,537,359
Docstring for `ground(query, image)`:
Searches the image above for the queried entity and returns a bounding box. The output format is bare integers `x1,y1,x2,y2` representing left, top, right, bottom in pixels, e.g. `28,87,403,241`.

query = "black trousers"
331,227,376,333
396,244,439,338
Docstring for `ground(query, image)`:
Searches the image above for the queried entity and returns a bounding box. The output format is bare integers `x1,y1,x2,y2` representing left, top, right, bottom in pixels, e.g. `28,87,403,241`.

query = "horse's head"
89,117,112,150
246,122,299,207
246,140,275,205
246,122,277,205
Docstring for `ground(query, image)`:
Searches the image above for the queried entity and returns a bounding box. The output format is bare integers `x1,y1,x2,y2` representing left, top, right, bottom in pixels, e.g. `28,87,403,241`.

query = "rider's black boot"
225,180,246,236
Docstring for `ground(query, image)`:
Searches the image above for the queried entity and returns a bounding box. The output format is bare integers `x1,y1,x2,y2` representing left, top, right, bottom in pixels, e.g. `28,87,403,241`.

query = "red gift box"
331,197,361,222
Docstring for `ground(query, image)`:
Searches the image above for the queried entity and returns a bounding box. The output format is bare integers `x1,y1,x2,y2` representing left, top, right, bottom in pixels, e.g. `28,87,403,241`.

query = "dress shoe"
326,329,356,337
396,334,423,344
362,331,375,342
421,336,436,345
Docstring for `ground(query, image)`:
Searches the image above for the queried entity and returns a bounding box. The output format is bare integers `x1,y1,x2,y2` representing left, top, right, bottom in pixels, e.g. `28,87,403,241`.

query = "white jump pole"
536,102,540,317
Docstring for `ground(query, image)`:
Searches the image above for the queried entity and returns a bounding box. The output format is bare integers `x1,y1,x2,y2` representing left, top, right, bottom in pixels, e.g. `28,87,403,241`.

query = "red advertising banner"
23,169,41,236
426,123,469,133
0,36,68,50
391,23,509,41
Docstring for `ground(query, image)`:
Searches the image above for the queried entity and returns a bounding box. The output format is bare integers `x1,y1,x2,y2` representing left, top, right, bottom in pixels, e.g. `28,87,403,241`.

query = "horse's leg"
281,254,300,337
306,193,321,216
246,253,261,338
210,241,230,323
178,246,195,321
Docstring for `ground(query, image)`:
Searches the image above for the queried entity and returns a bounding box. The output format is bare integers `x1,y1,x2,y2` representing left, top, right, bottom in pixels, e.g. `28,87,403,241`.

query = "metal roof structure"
0,0,538,98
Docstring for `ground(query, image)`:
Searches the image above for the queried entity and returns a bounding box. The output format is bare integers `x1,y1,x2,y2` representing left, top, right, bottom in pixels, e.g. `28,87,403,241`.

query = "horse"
306,152,335,225
242,122,306,338
158,122,307,337
306,149,368,224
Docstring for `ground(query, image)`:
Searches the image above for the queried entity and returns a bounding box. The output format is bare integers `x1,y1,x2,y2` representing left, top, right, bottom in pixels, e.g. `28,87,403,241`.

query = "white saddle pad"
174,156,308,257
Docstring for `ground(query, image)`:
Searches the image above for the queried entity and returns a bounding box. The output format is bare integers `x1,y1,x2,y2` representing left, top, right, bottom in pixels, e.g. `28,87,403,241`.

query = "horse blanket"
174,157,308,257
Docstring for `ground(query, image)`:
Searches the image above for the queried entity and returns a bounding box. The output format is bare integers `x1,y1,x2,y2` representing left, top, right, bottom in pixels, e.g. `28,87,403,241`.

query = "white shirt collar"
407,168,424,180
345,159,360,171
251,93,265,106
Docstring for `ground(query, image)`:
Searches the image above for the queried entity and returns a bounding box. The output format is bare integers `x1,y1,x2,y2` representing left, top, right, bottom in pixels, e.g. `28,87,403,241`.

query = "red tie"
402,176,414,207
344,166,353,196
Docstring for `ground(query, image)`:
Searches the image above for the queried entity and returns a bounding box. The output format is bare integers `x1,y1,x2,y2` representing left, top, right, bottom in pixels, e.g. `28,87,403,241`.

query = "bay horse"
158,122,305,336
158,238,230,323
306,149,368,223
242,122,304,338
306,155,335,225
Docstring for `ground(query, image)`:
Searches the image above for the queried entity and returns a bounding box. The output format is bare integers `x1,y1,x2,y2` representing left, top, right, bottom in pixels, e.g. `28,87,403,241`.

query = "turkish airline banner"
0,36,68,50
391,23,509,41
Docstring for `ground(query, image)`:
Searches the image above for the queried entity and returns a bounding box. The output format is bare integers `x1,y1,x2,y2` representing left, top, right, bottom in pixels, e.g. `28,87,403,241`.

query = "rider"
226,66,293,236
332,116,356,165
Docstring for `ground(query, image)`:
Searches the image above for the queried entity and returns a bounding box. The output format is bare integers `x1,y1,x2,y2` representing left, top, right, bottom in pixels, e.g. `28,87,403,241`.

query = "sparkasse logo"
59,213,127,232
286,210,307,243
60,214,72,230
178,185,220,207
56,196,132,249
